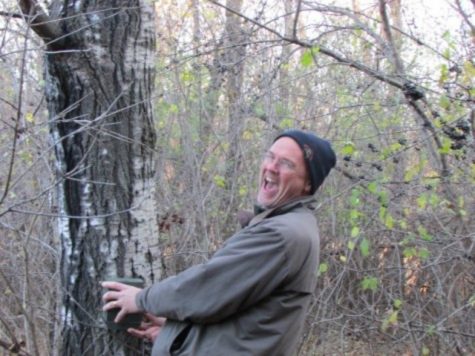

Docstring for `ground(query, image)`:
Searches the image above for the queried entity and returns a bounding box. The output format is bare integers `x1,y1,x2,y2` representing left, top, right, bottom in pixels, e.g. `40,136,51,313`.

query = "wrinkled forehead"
269,137,307,173
270,137,303,157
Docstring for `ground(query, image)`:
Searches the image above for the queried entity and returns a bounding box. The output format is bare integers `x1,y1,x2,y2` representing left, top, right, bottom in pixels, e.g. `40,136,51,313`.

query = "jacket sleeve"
136,221,291,324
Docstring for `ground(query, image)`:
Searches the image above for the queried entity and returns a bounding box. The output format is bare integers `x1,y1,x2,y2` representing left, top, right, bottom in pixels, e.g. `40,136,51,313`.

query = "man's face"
257,137,311,208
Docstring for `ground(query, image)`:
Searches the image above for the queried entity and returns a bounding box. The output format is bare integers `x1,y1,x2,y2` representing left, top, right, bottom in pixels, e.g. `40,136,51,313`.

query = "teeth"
265,177,276,184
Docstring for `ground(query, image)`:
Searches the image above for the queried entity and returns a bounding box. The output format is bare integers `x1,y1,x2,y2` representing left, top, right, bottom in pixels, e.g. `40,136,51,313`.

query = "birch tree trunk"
19,0,159,354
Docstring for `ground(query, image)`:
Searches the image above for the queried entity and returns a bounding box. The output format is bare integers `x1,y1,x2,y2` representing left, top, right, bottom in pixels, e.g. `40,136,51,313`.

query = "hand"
102,281,143,323
127,313,166,342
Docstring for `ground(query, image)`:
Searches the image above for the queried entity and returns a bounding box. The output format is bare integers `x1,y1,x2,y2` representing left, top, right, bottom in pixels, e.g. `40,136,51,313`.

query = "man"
103,129,336,355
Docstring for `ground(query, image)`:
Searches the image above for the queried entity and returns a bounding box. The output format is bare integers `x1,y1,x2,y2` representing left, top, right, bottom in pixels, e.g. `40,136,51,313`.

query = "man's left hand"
102,281,143,323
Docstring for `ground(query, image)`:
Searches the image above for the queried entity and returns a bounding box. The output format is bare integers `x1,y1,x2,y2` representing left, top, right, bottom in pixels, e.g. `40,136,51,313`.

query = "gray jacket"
136,196,320,356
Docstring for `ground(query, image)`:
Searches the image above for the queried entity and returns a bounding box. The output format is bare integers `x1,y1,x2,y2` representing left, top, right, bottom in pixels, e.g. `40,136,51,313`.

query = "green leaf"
213,175,226,188
403,247,417,258
426,325,436,336
418,248,430,261
279,118,293,129
379,206,387,222
417,226,433,241
399,219,407,230
318,262,328,274
417,193,427,209
378,190,389,207
238,186,247,197
25,112,35,123
463,60,475,77
349,209,359,221
169,104,179,114
381,309,399,331
428,193,440,206
469,294,475,307
342,142,356,155
442,30,451,41
300,46,320,68
439,64,449,85
300,50,313,67
367,181,378,194
360,238,370,257
438,138,452,155
361,276,378,291
422,346,430,356
384,213,394,229
181,69,194,82
19,151,33,164
443,48,451,60
242,130,253,140
351,226,360,238
439,95,451,110
388,310,399,324
348,240,356,250
350,189,360,206
393,299,403,309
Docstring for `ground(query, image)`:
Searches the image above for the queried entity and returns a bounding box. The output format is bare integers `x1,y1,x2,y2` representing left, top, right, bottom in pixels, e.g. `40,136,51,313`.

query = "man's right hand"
127,313,166,343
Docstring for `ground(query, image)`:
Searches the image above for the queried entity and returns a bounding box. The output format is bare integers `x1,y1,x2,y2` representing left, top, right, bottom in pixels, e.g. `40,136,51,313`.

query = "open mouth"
263,177,278,191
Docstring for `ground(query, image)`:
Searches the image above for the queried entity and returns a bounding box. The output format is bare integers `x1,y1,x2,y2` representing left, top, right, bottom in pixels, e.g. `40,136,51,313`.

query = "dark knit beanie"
275,129,336,194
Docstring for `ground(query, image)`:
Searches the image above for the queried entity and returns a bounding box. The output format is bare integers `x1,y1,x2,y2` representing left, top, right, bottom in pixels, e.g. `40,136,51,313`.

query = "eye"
279,159,295,170
263,152,274,161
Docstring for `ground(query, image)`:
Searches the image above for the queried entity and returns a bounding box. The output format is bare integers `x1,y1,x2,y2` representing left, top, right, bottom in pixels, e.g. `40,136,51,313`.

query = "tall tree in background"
18,0,158,354
221,0,246,233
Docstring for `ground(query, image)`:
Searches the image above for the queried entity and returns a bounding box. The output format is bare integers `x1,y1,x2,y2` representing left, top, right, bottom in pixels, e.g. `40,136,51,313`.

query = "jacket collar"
248,196,316,227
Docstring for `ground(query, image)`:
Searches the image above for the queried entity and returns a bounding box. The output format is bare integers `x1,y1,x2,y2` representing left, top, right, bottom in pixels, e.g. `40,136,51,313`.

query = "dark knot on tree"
403,82,424,101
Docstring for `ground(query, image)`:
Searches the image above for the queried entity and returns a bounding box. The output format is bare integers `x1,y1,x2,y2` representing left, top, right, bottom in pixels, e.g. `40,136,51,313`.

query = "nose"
263,157,279,172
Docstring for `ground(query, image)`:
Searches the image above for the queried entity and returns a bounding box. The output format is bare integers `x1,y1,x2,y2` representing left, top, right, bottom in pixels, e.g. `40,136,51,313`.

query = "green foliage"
360,276,378,291
439,64,449,85
367,181,378,194
180,69,195,83
347,240,355,250
393,299,403,309
469,295,475,307
341,142,356,156
359,238,370,257
417,225,433,241
382,309,399,331
349,188,361,206
213,175,226,188
402,246,430,261
318,262,328,275
279,118,294,129
350,226,359,238
421,346,430,356
299,46,320,67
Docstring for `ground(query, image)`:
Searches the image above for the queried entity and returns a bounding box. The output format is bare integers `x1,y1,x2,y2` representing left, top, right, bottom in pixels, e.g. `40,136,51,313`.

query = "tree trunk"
221,0,245,235
20,0,159,354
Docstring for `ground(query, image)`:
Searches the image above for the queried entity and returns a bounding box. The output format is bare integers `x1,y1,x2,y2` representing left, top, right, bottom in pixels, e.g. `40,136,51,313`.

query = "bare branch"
378,0,404,75
0,11,23,19
18,0,63,47
207,0,406,91
293,0,302,39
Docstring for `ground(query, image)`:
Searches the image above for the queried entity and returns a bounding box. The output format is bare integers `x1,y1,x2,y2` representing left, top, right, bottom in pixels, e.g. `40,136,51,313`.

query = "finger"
114,307,127,323
101,281,126,291
103,300,120,312
139,321,152,330
102,290,120,303
144,313,166,326
127,328,147,339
